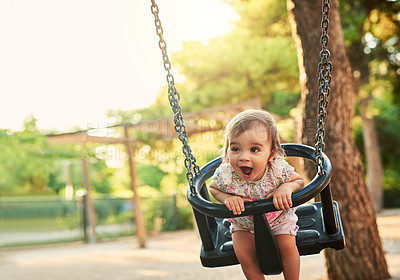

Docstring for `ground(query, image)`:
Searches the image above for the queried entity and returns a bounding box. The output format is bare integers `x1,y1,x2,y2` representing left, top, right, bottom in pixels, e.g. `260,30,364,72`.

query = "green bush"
383,170,400,208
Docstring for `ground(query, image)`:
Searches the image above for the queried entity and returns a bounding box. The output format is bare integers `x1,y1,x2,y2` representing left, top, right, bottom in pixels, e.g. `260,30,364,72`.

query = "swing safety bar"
188,144,334,222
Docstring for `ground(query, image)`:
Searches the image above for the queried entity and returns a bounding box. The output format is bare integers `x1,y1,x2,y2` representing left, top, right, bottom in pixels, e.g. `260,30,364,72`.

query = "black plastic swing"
187,144,345,275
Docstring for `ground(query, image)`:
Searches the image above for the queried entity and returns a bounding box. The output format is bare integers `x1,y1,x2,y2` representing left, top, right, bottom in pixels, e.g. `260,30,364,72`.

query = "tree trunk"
348,37,384,212
360,96,384,212
286,0,390,279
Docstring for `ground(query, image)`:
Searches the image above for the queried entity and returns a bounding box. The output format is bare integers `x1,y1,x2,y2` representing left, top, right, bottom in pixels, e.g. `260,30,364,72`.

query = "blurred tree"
143,0,301,116
340,0,400,211
287,0,390,278
0,115,53,195
136,162,166,191
230,0,291,37
172,32,299,113
0,119,118,196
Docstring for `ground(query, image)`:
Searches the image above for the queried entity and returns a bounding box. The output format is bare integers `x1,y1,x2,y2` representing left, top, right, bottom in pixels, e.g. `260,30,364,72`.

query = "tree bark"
348,38,384,213
286,0,390,279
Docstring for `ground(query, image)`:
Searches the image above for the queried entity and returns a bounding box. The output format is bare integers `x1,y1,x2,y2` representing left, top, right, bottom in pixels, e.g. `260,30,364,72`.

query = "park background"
0,0,399,279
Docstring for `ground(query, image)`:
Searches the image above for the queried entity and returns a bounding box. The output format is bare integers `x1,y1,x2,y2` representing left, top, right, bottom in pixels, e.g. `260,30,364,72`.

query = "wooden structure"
47,99,264,247
47,131,133,244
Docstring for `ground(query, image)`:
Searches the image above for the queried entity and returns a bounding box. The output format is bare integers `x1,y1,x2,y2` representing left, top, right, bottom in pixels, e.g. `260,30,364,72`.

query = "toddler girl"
209,109,304,280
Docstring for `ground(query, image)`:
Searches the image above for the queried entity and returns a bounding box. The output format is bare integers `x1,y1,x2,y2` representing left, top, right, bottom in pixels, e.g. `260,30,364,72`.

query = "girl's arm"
266,172,304,210
209,181,252,215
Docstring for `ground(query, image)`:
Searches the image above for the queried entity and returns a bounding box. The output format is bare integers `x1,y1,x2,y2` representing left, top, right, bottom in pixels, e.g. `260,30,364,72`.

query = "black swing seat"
188,144,345,275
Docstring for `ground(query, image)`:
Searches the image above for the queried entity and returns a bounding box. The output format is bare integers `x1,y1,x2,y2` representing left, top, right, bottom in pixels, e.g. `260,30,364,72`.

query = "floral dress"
212,157,296,231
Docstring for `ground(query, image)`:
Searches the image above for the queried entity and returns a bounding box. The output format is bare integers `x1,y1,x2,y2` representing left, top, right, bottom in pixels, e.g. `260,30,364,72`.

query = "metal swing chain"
150,0,200,196
315,0,332,175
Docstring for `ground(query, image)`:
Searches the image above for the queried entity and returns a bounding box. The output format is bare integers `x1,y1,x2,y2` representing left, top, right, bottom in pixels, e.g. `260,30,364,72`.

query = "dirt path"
1,210,399,280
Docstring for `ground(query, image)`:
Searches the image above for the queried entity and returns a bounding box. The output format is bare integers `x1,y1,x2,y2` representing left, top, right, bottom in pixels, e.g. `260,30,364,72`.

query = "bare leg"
275,234,300,280
232,231,265,280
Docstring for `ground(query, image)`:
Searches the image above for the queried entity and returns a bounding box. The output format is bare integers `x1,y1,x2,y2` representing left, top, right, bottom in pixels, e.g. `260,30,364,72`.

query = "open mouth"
240,166,253,177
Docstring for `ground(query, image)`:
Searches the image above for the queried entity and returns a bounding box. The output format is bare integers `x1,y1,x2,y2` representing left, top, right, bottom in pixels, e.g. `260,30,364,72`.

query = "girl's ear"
268,149,277,163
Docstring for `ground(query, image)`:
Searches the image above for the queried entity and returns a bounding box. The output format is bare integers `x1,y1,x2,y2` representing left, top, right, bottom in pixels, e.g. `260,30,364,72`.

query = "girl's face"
228,125,274,182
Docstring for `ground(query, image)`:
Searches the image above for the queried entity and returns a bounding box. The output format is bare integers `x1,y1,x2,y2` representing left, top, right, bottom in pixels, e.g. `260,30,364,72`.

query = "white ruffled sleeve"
212,163,233,192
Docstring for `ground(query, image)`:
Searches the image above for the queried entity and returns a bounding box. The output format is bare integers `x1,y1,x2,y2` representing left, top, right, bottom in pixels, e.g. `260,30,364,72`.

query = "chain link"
151,0,200,195
315,0,332,175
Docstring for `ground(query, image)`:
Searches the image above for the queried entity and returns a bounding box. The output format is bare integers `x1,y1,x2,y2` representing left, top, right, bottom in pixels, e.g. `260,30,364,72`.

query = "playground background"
0,208,399,280
0,194,183,248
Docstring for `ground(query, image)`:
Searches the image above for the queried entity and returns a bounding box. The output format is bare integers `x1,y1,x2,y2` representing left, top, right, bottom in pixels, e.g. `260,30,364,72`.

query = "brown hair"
222,109,284,162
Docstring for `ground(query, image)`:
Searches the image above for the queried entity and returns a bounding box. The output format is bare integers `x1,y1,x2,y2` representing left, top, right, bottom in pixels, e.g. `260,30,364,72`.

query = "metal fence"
0,194,187,248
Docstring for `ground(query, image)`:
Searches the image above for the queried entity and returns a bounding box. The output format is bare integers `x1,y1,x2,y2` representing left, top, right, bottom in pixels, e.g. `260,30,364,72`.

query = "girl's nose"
239,151,250,161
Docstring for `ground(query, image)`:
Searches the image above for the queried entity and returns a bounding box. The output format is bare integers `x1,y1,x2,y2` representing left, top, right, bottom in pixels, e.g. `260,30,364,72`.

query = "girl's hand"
266,172,304,210
224,196,252,215
266,185,293,210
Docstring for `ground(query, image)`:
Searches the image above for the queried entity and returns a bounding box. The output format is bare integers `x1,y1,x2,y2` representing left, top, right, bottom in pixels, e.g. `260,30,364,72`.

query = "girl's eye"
231,147,239,152
251,147,260,153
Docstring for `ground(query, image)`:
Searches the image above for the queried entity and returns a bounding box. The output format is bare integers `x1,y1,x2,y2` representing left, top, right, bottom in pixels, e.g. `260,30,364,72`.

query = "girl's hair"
222,109,284,162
